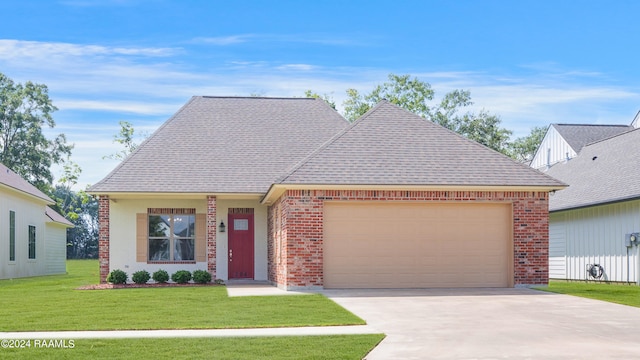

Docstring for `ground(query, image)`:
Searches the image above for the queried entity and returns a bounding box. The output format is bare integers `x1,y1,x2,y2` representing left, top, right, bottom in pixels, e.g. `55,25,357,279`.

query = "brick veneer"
268,189,549,290
206,195,217,279
98,195,110,284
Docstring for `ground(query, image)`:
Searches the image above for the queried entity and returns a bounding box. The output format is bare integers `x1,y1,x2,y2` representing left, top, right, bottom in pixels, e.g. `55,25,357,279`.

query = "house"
0,163,73,279
88,96,565,289
546,128,640,283
530,123,633,170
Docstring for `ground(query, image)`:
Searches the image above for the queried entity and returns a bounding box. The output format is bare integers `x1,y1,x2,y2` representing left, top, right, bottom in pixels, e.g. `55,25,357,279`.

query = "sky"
1,0,640,189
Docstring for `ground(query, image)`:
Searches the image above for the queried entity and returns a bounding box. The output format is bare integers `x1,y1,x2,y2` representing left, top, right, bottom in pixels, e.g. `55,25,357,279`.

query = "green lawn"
537,280,640,307
0,335,385,360
0,260,365,331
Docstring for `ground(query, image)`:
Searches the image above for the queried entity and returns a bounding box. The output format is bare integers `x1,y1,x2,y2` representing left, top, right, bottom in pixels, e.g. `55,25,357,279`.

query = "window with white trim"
9,211,15,261
28,225,36,259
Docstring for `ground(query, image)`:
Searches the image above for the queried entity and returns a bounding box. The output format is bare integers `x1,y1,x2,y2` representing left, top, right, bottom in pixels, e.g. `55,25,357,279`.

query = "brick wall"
207,195,217,279
98,195,110,283
268,189,549,289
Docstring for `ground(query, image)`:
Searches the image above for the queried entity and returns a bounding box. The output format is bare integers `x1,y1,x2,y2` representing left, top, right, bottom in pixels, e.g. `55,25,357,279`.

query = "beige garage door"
324,202,512,289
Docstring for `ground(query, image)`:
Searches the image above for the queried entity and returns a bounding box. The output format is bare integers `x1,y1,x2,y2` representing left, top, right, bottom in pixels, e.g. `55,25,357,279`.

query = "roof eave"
86,191,265,201
0,183,54,205
261,183,566,205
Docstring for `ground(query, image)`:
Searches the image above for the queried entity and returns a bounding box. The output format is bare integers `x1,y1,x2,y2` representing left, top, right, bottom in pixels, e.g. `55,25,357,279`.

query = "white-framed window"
148,213,195,262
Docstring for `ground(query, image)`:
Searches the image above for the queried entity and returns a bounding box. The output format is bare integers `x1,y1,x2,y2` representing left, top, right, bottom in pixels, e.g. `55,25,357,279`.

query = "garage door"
323,202,512,288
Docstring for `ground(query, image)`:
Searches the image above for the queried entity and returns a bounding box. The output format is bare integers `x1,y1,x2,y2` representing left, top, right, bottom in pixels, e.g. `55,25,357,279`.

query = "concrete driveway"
322,288,640,360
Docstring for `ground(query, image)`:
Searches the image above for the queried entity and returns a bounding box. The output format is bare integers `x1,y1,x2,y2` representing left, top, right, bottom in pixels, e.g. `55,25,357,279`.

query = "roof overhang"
0,183,54,205
86,191,264,201
261,183,568,205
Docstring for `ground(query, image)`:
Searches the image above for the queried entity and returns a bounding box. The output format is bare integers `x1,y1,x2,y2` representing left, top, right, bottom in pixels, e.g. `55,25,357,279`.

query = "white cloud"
55,99,184,115
0,39,179,59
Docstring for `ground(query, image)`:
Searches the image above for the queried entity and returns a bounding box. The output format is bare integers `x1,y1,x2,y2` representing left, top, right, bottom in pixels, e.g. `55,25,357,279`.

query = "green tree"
103,120,139,161
304,90,337,110
508,126,547,163
341,73,512,154
0,72,73,189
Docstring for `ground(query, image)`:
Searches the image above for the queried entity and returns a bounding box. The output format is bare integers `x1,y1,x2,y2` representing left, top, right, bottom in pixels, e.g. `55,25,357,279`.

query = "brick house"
89,96,565,289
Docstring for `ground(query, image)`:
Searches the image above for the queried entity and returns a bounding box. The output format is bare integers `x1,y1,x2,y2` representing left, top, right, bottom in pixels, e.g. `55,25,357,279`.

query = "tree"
103,121,139,161
304,90,337,110
508,126,547,163
0,72,72,190
341,74,512,154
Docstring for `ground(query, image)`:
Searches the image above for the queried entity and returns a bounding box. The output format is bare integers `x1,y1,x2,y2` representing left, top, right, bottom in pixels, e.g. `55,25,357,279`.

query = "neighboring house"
546,128,640,283
530,123,633,170
89,96,565,290
0,163,73,279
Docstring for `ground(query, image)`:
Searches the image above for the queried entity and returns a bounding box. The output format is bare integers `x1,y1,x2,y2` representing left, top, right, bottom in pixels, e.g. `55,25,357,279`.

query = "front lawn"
537,280,640,307
0,260,365,331
1,335,385,360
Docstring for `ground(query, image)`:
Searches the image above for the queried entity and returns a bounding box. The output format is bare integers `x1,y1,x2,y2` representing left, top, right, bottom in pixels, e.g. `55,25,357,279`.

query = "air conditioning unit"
625,233,640,247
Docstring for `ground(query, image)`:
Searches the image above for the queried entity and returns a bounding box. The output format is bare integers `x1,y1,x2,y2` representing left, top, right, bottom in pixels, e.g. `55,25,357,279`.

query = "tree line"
0,72,545,259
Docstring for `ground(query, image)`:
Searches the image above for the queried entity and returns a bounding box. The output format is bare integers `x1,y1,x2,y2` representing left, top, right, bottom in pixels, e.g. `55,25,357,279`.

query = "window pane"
234,219,249,231
149,215,171,237
9,211,15,261
174,238,194,261
173,215,195,238
148,238,170,261
28,225,36,259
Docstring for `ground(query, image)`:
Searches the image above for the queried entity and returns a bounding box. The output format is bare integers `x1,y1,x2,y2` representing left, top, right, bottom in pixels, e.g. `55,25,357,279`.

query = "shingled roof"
546,128,640,211
89,96,349,194
0,163,53,203
276,101,566,188
552,124,632,153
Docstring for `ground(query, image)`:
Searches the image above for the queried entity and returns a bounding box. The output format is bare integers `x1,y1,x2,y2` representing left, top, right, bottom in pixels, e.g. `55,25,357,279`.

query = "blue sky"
1,0,639,189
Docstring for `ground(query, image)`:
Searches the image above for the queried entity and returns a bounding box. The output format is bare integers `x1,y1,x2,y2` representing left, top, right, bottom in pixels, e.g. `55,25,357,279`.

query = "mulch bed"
76,282,223,290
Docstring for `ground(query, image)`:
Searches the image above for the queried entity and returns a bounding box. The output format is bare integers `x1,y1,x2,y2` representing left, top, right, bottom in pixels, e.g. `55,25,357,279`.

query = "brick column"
98,195,110,283
207,195,217,279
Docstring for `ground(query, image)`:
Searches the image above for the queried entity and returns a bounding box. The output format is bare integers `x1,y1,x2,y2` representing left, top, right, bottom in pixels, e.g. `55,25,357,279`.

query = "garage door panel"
324,202,512,289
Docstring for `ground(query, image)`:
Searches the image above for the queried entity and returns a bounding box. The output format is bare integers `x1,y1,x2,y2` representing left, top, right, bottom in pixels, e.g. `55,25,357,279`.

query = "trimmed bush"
132,270,151,284
214,279,225,285
152,269,169,284
192,270,212,284
106,269,128,284
171,270,192,284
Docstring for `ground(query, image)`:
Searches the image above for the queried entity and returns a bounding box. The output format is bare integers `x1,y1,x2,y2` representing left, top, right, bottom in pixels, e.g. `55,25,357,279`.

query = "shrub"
152,269,169,284
171,270,192,284
214,279,225,285
192,270,212,284
106,269,128,284
131,270,151,284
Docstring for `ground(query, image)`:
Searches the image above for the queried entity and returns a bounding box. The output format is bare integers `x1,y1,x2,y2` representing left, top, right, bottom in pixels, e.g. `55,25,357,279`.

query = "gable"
89,97,349,194
547,128,640,211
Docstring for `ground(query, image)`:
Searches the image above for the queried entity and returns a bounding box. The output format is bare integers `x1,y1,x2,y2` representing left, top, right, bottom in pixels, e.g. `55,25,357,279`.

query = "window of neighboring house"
9,211,15,261
148,213,195,261
28,225,36,259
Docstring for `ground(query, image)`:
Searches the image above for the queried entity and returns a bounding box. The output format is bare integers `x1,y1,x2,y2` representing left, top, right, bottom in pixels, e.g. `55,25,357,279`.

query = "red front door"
228,213,254,279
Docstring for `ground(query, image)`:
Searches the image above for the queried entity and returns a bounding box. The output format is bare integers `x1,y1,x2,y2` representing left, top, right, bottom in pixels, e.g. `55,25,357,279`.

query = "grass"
0,335,386,360
0,260,365,331
537,280,640,307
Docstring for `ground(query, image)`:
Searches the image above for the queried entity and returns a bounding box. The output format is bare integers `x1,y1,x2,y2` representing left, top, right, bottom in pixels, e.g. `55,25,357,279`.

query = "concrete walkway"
0,325,378,340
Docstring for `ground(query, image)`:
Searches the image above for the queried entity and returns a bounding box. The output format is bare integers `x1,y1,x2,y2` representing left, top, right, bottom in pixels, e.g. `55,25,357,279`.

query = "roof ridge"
553,123,631,127
200,95,317,100
581,126,640,148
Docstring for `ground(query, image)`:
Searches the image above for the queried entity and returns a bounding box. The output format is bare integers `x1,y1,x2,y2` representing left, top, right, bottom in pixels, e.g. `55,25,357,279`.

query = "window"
9,211,15,261
148,214,195,261
28,225,36,259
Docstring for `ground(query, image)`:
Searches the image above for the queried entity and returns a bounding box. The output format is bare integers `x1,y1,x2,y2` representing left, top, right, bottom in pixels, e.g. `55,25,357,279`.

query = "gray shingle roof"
277,101,566,187
89,96,349,193
553,124,632,153
0,163,53,203
547,128,640,211
46,207,74,227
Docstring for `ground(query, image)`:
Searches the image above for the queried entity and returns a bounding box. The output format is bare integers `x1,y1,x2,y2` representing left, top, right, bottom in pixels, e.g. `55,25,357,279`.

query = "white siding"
549,213,566,279
45,223,67,275
530,126,576,170
550,200,640,282
0,190,48,279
